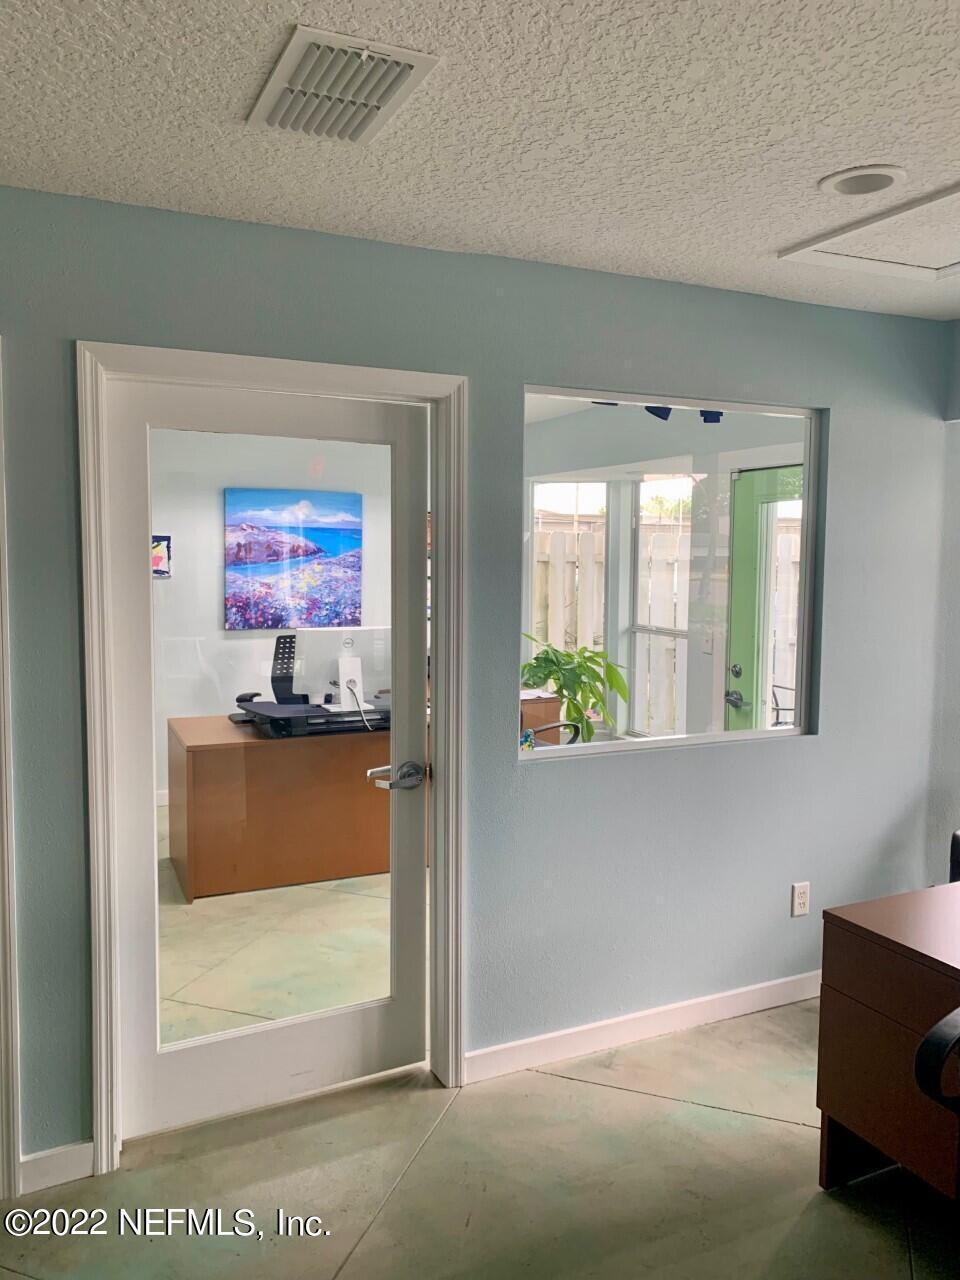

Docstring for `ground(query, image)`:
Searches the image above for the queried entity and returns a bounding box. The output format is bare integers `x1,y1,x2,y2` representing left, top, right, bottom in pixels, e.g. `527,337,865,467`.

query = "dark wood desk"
168,716,390,902
818,883,960,1198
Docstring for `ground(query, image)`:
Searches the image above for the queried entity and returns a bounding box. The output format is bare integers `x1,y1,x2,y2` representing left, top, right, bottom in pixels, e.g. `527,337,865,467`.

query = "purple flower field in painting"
225,548,361,630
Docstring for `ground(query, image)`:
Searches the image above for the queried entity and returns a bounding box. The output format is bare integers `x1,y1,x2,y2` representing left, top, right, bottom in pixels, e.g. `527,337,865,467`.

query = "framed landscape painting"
224,488,363,631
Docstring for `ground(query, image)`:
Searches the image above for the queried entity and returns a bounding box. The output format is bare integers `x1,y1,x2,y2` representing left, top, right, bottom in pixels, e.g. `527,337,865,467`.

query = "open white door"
100,371,428,1141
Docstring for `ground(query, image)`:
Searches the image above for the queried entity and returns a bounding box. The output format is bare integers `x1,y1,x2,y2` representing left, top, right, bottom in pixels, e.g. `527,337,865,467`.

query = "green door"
725,465,803,731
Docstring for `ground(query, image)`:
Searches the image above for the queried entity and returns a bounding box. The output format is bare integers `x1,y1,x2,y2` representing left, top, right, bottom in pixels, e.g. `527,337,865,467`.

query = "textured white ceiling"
3,0,960,319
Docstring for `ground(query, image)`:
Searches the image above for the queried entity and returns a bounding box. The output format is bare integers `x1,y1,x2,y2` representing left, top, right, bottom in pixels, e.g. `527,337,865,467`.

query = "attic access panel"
779,183,960,282
248,25,438,144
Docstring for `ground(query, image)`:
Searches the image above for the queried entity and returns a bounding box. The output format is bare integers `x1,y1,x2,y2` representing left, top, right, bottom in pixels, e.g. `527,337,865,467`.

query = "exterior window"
521,393,817,753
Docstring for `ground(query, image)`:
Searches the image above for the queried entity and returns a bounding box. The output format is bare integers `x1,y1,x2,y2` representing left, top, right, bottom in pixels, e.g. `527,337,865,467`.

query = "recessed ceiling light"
818,165,904,196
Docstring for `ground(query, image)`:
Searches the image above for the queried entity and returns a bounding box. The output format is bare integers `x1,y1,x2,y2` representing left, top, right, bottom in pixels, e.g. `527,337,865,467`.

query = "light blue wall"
928,320,960,868
0,185,951,1153
947,320,960,423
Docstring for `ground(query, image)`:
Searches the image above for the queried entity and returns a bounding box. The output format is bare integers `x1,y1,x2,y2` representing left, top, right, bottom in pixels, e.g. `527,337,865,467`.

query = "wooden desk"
520,693,564,745
818,883,960,1197
168,716,390,902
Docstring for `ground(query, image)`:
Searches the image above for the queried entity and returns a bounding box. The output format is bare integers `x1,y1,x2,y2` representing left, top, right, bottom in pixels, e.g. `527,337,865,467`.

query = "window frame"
521,386,821,761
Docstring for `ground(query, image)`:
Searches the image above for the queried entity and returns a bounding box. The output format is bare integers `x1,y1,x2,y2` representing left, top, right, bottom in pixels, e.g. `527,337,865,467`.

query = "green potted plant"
520,636,629,743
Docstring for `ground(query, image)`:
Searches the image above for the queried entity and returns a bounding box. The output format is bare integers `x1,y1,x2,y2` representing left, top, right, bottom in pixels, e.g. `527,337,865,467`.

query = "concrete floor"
2,998,957,1279
157,860,391,1043
156,806,391,1043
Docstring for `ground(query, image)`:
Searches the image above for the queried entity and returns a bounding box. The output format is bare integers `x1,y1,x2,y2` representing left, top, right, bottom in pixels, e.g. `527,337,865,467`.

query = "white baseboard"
156,790,169,808
11,979,819,1191
19,1141,94,1195
463,970,821,1085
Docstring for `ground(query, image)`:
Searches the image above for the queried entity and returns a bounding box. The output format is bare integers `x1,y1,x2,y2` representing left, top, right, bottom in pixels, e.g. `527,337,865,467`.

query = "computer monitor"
293,626,391,708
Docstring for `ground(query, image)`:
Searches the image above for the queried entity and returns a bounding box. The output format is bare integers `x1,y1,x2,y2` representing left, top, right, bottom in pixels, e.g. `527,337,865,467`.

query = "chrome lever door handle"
366,761,426,791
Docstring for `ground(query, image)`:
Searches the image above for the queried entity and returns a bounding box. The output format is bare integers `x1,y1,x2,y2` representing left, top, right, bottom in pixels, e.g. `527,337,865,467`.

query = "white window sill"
518,724,806,762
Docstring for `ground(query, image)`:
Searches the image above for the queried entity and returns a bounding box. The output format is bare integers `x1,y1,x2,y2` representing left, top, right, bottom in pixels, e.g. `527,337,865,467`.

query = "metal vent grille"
248,27,438,144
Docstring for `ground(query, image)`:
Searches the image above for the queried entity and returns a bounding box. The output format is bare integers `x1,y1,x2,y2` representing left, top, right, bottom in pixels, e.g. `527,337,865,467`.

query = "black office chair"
917,843,960,1114
531,721,581,745
771,684,795,727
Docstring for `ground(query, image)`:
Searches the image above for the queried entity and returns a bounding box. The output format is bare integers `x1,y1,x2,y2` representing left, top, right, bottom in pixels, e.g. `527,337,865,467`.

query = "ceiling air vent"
248,26,438,144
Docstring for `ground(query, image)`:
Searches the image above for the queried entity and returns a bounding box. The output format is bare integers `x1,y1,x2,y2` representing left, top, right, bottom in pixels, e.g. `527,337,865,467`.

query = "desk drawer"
822,920,960,1035
817,984,960,1197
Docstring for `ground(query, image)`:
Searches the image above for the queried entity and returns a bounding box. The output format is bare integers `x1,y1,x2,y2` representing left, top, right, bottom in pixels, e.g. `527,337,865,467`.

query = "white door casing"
78,344,466,1168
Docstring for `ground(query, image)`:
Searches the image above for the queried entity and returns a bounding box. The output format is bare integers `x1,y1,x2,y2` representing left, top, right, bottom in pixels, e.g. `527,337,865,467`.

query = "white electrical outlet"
791,882,810,917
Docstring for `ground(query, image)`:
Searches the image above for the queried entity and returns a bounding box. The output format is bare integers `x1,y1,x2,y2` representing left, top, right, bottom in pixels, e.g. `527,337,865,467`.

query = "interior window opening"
520,394,816,753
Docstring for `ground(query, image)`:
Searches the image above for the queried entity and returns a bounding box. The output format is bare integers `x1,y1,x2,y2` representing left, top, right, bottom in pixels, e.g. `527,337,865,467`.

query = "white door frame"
77,342,466,1174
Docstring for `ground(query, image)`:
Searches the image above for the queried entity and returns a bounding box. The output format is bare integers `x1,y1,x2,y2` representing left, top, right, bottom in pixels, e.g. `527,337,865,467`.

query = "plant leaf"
519,639,630,746
605,663,630,700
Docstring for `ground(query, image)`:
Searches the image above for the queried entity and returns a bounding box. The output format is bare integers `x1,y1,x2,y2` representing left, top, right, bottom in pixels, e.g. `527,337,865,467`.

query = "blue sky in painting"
225,488,362,529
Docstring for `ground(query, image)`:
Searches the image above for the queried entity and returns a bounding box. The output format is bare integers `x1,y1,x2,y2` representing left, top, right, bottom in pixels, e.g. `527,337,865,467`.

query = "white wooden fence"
529,516,801,735
632,519,801,737
531,529,605,650
768,530,801,722
633,524,688,737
